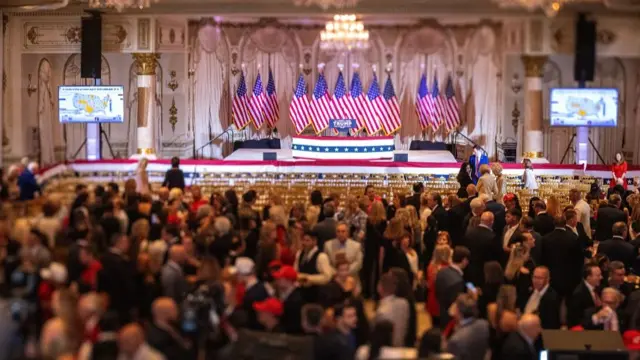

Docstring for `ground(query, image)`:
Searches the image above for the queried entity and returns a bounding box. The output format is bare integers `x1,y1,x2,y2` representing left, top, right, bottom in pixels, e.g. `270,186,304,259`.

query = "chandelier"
320,14,370,52
88,0,158,12
492,0,567,16
293,0,359,10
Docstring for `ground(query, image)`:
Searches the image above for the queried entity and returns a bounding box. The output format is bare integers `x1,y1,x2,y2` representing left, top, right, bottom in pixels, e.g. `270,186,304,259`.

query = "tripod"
72,123,116,160
559,131,606,164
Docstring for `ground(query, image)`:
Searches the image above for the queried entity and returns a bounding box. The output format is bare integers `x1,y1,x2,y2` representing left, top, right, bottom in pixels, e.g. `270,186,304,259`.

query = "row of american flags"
232,67,461,135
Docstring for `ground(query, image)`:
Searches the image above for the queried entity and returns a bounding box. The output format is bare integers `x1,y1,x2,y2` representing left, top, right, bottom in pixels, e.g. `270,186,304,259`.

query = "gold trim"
522,151,544,159
521,55,547,78
132,53,160,75
137,148,156,155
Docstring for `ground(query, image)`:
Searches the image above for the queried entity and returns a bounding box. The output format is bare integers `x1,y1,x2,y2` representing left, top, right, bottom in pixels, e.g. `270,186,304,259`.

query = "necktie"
524,291,541,314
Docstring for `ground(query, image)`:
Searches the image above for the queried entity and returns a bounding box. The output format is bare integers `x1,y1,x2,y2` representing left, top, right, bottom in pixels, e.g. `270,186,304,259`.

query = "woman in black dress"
361,201,388,299
456,162,473,198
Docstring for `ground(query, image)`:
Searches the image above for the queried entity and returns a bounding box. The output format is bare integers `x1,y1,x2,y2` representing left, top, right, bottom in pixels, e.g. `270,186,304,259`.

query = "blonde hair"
479,164,491,175
546,195,562,218
384,217,405,241
131,219,150,241
13,218,31,244
404,205,420,230
268,205,287,228
491,162,503,176
504,244,530,280
395,208,411,229
431,244,452,266
169,188,183,201
368,200,386,224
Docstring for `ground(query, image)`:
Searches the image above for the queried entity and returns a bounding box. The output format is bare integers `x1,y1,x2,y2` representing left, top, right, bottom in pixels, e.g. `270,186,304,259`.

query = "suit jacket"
146,323,193,359
464,225,501,287
477,174,499,201
598,236,636,270
469,152,489,183
161,168,185,191
595,206,627,241
17,169,40,201
581,306,624,332
160,261,187,304
431,205,449,233
521,287,561,329
500,332,537,360
486,201,507,239
281,287,305,335
447,318,490,360
323,239,363,276
313,218,337,251
406,193,421,216
567,281,597,328
376,295,410,347
540,228,583,298
447,204,467,248
533,213,555,237
435,266,466,329
98,250,137,324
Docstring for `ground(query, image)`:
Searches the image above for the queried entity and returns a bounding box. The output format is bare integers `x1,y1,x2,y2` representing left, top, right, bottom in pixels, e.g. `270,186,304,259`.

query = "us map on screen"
549,88,618,127
59,86,124,123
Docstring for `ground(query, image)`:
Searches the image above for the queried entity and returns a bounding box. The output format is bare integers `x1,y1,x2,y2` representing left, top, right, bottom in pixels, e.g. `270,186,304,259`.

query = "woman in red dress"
611,152,628,189
425,244,452,327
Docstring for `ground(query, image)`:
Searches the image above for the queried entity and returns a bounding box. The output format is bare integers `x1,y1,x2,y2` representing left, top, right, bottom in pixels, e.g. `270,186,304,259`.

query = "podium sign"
329,119,357,136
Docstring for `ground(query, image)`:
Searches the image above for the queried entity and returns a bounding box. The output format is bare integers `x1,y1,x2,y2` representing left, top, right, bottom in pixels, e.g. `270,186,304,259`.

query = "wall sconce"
167,70,179,92
26,74,36,97
169,98,178,132
511,101,520,136
187,68,195,78
511,73,522,94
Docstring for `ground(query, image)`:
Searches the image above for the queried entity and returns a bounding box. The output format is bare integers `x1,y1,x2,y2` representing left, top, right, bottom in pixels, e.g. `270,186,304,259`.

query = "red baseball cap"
253,298,283,317
272,265,298,281
623,330,640,351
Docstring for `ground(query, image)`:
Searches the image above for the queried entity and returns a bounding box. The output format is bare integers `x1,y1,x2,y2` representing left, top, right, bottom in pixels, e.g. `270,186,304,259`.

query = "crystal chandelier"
492,0,567,16
88,0,158,12
320,14,370,52
293,0,359,10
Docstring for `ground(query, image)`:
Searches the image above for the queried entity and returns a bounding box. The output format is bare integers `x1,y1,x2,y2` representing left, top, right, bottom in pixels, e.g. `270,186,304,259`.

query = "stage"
38,147,637,185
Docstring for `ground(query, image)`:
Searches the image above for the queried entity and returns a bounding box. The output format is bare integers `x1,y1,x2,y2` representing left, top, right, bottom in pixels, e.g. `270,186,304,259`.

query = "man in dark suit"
312,203,337,251
595,194,627,241
500,314,542,360
465,212,502,287
520,266,561,329
532,201,554,236
567,263,603,328
540,216,584,305
486,199,507,240
407,182,424,216
272,265,305,335
581,287,623,331
519,216,542,265
98,233,137,324
565,208,593,259
435,246,470,329
598,221,636,270
604,261,633,308
427,192,449,233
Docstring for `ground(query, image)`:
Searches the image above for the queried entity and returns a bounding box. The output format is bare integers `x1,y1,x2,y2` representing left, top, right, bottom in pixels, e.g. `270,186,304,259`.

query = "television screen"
549,88,618,127
59,85,124,123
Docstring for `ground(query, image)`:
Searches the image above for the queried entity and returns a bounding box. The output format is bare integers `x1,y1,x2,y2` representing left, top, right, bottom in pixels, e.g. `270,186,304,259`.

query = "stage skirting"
38,159,640,185
291,136,395,160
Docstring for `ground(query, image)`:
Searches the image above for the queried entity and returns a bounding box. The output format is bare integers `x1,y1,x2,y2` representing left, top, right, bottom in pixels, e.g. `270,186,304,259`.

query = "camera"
181,282,225,335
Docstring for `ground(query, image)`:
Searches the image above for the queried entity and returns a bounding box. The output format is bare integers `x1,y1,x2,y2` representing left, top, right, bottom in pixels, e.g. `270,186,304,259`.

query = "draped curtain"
241,26,298,149
37,58,63,165
192,24,228,158
590,59,626,164
62,54,111,159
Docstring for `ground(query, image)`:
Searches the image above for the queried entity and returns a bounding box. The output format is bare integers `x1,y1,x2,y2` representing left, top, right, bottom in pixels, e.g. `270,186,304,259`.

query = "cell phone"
465,282,476,291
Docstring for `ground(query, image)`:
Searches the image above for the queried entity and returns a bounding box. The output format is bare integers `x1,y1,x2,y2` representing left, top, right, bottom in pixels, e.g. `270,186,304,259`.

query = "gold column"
132,53,160,157
520,55,547,161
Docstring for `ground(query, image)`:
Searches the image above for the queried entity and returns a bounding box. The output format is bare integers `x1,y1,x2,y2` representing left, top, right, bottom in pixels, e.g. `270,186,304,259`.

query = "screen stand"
73,78,117,160
559,132,606,165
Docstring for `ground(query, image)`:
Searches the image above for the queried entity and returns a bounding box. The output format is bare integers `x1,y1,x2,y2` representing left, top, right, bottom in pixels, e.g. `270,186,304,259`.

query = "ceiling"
3,0,639,16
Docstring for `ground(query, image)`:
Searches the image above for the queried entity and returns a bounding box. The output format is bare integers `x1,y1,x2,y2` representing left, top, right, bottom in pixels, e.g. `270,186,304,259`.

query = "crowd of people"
2,155,640,360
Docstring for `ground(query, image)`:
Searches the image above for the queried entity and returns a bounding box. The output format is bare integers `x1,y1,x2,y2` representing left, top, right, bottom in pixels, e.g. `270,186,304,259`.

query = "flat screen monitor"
549,88,618,127
58,85,124,123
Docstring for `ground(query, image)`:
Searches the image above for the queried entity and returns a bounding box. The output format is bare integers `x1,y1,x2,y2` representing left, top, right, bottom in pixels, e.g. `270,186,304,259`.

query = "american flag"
431,76,446,130
347,71,366,132
290,74,310,134
333,70,348,119
249,72,267,129
363,73,384,134
232,70,251,130
309,71,333,133
416,73,431,130
381,76,402,134
443,74,461,132
264,68,279,128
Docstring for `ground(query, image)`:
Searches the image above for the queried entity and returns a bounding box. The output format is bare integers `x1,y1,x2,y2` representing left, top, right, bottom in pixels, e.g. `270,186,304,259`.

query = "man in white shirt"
503,208,522,251
323,222,363,278
375,272,410,347
294,231,334,302
570,188,592,239
522,266,561,329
